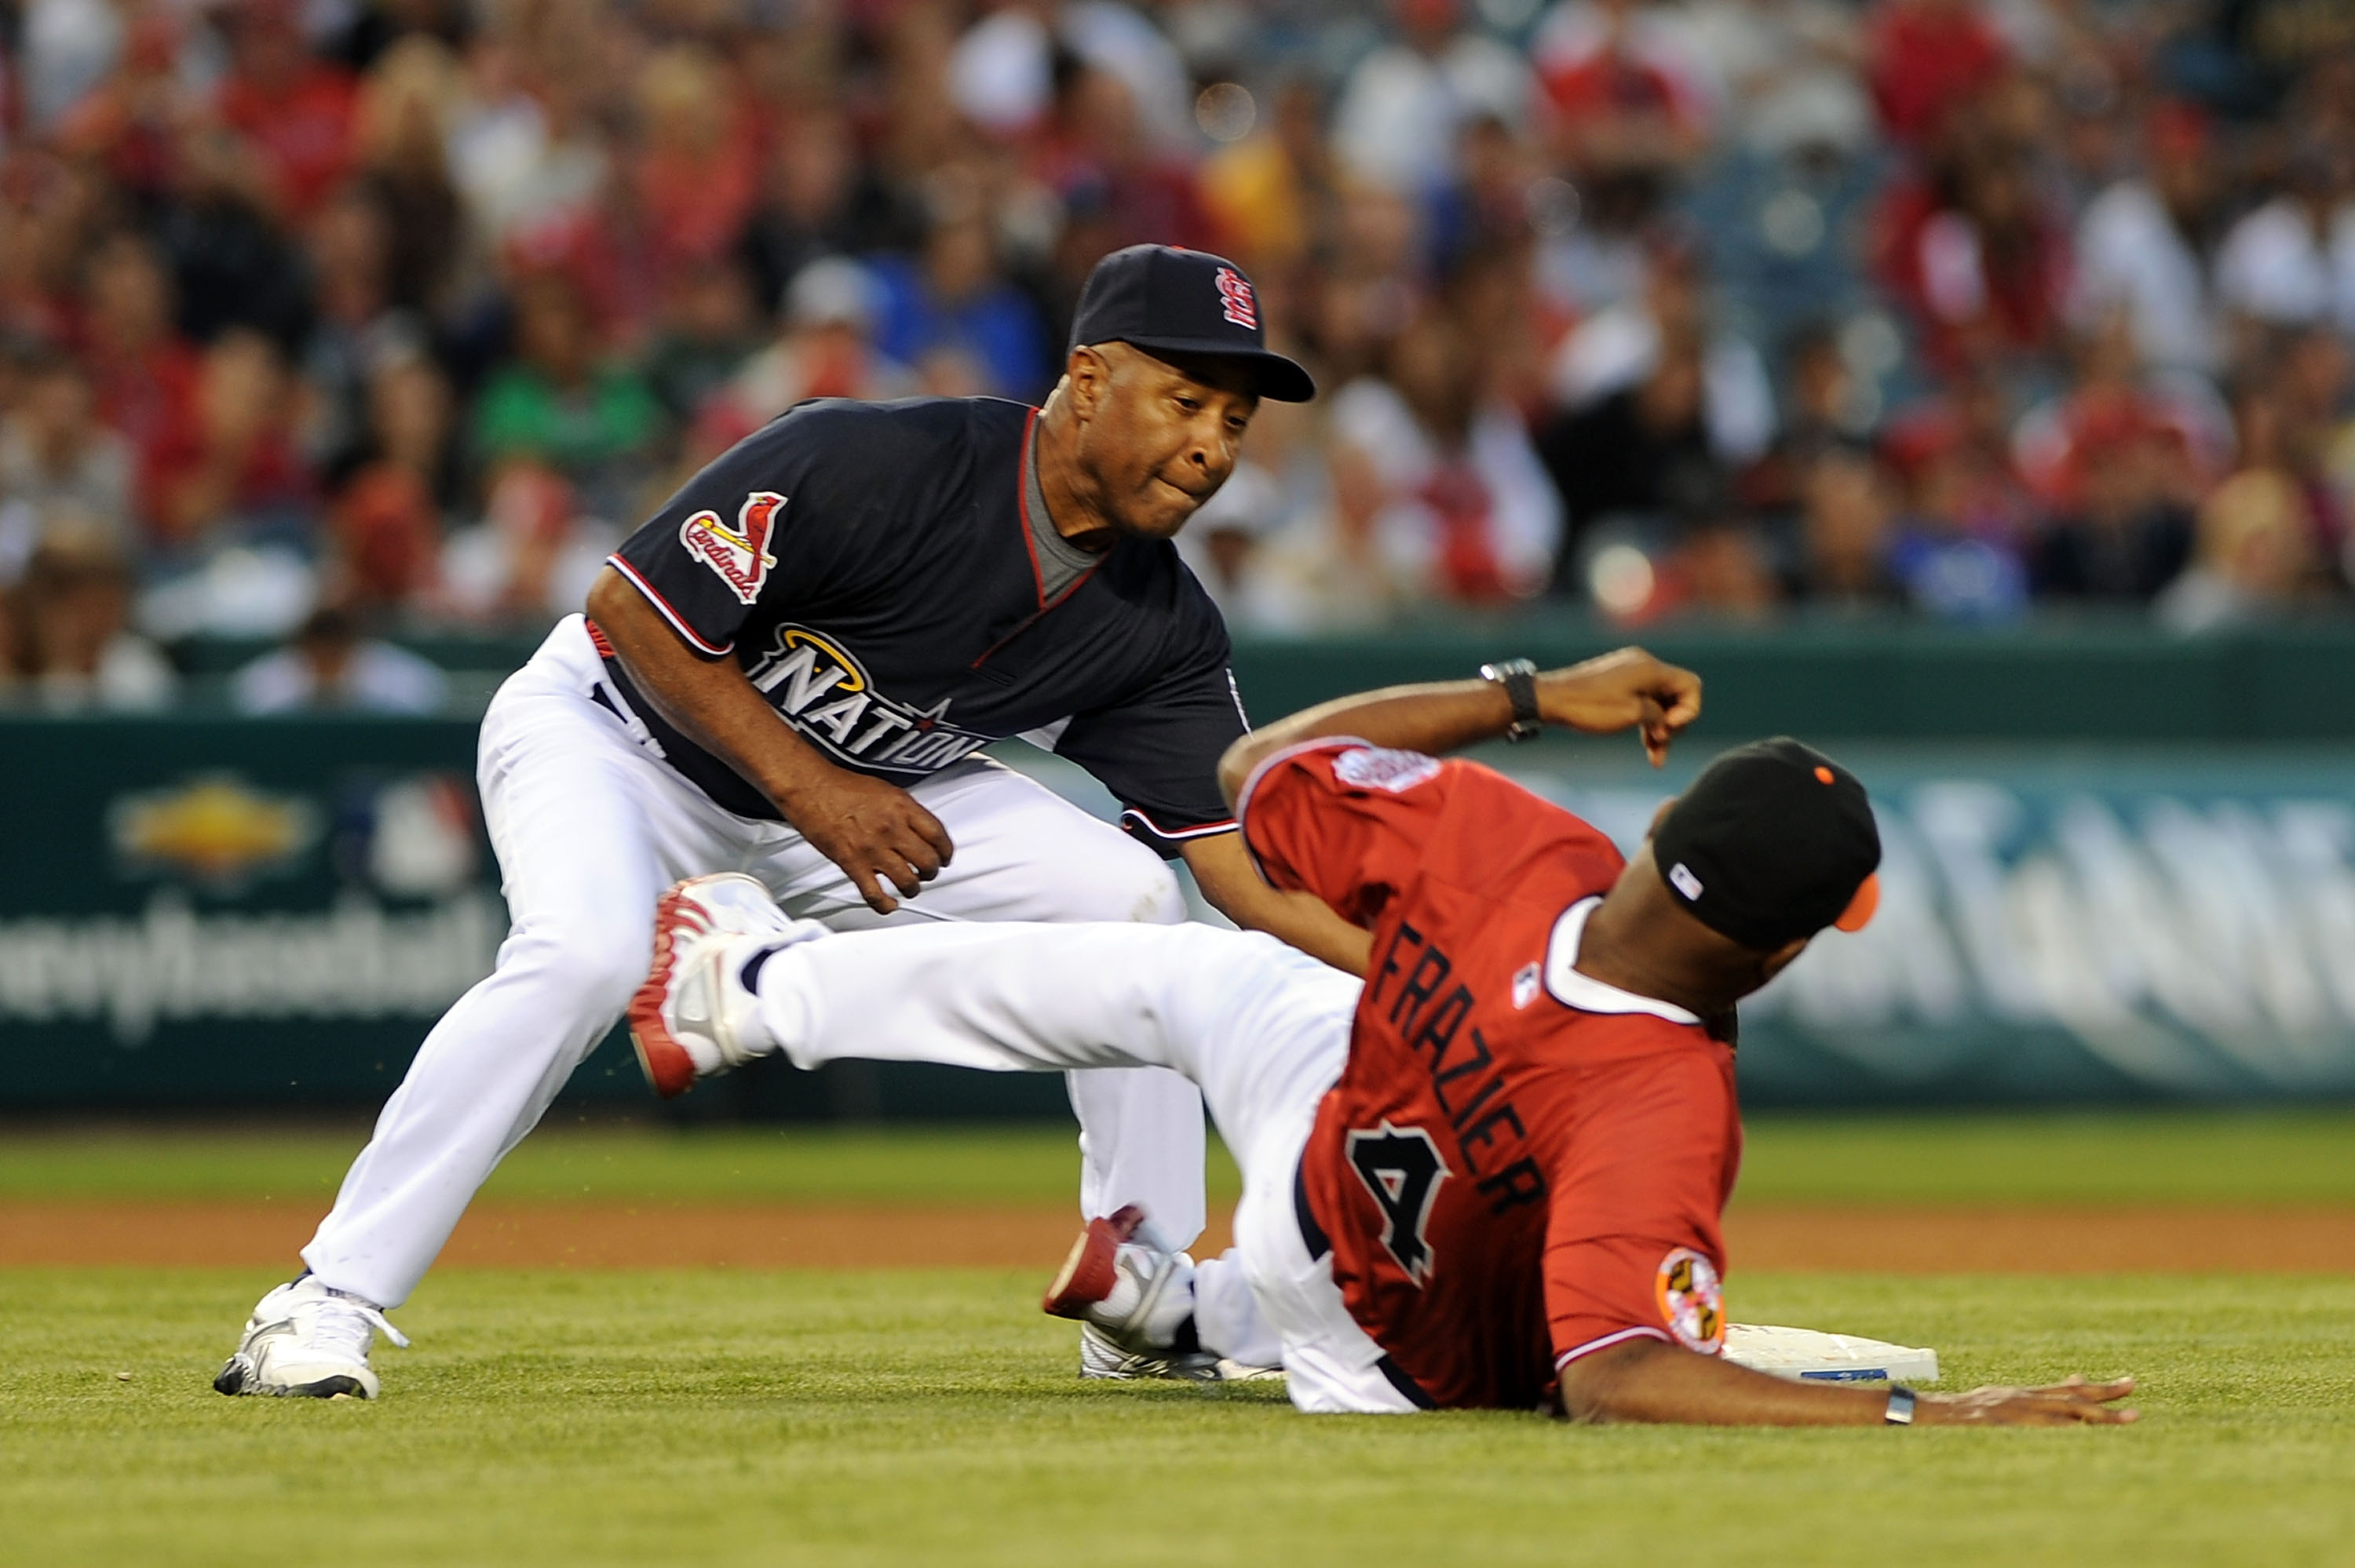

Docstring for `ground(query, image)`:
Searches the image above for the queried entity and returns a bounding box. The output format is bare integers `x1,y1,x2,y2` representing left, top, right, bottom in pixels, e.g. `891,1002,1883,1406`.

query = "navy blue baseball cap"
1068,245,1316,403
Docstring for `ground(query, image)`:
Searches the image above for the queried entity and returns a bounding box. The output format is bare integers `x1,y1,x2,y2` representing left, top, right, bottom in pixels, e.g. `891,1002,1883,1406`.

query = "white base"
1723,1323,1941,1384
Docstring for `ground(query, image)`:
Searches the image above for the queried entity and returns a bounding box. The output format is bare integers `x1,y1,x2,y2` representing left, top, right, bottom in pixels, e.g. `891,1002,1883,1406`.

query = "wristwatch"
1884,1385,1919,1425
1479,658,1543,743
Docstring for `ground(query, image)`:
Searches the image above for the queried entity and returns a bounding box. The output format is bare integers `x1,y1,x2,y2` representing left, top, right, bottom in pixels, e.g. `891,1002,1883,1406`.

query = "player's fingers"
2019,1385,2138,1424
880,852,926,900
849,864,900,916
1638,695,1668,768
896,826,944,881
2033,1398,2136,1425
1656,666,1703,727
909,804,955,866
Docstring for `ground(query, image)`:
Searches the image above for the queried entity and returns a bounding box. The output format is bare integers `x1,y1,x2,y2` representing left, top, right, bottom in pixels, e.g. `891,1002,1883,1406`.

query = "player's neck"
1035,394,1116,552
1574,895,1725,1017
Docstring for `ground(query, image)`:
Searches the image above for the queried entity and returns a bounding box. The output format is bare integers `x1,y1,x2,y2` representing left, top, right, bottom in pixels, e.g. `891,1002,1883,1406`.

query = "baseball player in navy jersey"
216,245,1370,1399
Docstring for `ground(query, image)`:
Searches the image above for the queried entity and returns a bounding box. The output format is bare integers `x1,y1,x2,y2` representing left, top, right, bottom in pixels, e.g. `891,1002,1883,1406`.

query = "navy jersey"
601,396,1247,854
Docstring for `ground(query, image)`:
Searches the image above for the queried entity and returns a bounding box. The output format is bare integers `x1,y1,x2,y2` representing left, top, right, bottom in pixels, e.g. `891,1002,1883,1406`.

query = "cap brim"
1108,335,1318,402
1833,873,1880,933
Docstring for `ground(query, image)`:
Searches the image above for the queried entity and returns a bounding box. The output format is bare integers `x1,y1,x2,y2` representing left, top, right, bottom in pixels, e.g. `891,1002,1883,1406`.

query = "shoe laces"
303,1288,410,1358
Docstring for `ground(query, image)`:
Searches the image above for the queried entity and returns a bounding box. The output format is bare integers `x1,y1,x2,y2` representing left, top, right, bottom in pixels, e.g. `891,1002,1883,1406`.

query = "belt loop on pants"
586,669,669,760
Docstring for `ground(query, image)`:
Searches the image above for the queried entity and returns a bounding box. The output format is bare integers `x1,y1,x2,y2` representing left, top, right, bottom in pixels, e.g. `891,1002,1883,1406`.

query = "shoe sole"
1078,1331,1225,1383
1042,1205,1145,1319
213,1358,374,1399
628,884,703,1100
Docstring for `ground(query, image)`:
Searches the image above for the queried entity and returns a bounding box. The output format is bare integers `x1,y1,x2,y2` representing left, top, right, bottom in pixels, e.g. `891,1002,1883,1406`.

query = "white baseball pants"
750,919,1426,1414
302,616,1207,1308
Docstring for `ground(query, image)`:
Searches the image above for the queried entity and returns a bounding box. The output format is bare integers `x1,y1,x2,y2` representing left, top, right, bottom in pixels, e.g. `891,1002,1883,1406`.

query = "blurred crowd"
3,0,2355,711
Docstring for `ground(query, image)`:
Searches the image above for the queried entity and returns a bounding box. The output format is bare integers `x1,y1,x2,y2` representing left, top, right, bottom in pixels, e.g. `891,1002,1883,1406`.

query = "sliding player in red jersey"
630,650,2136,1425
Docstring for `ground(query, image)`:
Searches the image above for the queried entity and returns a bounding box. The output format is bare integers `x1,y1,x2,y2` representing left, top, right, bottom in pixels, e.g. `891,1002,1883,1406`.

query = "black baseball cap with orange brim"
1067,245,1316,403
1651,738,1882,950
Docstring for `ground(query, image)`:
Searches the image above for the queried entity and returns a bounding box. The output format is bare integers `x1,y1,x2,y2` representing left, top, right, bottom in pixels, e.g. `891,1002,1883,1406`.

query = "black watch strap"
1479,658,1543,742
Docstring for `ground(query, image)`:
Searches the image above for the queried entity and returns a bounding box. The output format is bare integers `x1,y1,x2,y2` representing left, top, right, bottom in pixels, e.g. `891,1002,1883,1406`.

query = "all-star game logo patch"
1332,746,1442,794
1215,266,1258,329
1655,1247,1726,1354
680,491,786,604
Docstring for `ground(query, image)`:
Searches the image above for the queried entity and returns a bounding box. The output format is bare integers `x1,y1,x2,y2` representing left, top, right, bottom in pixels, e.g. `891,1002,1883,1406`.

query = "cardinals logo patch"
680,491,785,605
1215,266,1258,329
1656,1247,1726,1354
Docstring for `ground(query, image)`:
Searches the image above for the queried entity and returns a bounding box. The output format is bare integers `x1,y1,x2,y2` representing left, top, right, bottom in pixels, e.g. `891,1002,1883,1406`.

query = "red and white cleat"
1044,1205,1219,1380
629,873,818,1099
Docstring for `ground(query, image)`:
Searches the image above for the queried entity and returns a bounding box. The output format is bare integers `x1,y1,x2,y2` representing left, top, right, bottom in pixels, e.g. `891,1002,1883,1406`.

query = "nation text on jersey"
746,624,992,774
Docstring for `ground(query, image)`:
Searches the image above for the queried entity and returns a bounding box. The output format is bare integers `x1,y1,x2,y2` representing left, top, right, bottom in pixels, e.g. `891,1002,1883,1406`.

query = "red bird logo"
1215,267,1258,330
679,491,786,604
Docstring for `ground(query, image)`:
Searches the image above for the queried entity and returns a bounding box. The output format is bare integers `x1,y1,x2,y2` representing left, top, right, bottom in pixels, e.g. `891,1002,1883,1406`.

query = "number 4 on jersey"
1345,1122,1450,1285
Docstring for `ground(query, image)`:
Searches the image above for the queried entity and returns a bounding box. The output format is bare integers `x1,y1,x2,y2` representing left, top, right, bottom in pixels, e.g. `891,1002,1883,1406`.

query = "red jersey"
1240,740,1742,1410
219,64,358,220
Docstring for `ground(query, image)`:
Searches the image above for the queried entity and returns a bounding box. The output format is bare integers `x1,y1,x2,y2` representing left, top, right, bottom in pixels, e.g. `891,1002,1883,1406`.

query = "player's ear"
1758,935,1810,981
1065,345,1113,420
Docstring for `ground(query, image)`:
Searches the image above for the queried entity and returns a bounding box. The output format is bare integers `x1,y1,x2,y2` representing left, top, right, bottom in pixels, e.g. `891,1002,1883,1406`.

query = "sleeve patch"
680,491,787,604
1655,1247,1726,1354
1332,746,1443,794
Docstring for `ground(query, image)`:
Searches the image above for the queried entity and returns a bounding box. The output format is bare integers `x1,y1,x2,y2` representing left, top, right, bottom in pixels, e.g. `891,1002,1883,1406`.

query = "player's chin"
1120,490,1198,541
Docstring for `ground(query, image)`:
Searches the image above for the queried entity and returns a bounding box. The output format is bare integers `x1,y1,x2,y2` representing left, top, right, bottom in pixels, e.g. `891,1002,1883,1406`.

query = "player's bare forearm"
1561,1339,1892,1425
589,569,836,804
586,568,953,912
1182,833,1371,976
1216,648,1703,805
1560,1339,2137,1428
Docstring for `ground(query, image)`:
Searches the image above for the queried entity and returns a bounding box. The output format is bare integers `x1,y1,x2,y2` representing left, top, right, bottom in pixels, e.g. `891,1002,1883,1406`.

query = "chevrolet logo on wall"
110,775,320,888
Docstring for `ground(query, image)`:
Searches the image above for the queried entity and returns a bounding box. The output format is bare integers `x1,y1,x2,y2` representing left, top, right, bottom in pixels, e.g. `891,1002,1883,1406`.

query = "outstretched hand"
1925,1376,2139,1426
1535,648,1703,766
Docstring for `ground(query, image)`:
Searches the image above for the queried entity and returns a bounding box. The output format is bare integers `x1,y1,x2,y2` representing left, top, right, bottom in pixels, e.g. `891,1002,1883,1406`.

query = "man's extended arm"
1561,1338,2137,1427
1181,833,1373,975
586,567,952,913
1216,647,1704,807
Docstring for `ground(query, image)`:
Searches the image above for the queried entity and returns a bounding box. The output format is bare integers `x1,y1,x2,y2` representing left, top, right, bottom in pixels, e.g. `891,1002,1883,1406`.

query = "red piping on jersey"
1119,807,1239,841
973,406,1101,670
607,555,734,658
584,618,615,658
1556,1326,1672,1369
1014,406,1049,611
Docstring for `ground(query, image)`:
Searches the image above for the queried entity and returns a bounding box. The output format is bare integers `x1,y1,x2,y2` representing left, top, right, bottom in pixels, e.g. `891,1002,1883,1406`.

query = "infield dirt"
5,1197,2353,1271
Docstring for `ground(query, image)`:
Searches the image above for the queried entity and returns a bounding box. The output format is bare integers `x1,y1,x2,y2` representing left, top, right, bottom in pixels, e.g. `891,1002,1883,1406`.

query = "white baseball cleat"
1077,1322,1223,1382
630,873,820,1099
1046,1205,1225,1382
213,1274,409,1399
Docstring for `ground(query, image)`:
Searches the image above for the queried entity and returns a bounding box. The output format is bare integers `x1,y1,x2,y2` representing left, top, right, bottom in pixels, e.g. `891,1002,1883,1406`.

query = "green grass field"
6,1107,2353,1205
5,1112,2353,1566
